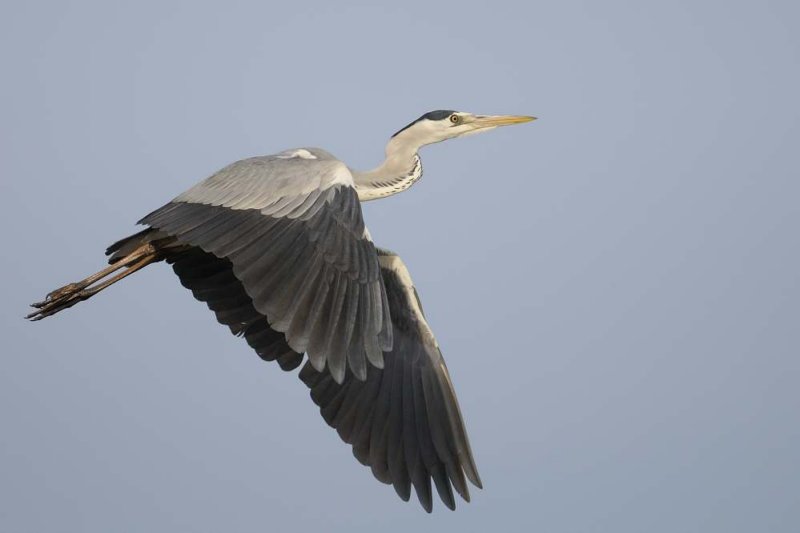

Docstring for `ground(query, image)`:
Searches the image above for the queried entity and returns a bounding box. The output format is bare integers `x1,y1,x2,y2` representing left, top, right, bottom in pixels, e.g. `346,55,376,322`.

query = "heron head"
391,110,536,147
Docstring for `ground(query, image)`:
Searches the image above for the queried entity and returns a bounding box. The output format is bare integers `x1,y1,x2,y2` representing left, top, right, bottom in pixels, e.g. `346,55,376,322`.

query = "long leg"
27,242,163,321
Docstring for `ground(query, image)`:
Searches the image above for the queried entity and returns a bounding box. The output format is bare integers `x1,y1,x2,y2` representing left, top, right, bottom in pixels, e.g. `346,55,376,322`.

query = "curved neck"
351,132,425,202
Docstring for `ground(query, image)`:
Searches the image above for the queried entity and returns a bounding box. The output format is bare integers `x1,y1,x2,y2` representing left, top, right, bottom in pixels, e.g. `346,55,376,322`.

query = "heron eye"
449,114,460,124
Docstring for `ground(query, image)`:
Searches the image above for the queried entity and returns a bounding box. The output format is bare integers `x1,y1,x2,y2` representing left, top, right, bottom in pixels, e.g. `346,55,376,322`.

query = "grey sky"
1,1,798,531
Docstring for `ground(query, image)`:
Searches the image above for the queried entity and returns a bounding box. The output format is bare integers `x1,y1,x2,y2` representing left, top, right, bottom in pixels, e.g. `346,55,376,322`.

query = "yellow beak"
471,114,537,128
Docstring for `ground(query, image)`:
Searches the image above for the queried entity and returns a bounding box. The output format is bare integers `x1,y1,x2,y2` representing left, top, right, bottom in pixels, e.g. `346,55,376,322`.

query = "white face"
426,112,482,142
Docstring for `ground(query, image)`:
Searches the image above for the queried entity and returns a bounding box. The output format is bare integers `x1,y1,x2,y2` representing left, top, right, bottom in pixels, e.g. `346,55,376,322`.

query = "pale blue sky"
2,1,798,532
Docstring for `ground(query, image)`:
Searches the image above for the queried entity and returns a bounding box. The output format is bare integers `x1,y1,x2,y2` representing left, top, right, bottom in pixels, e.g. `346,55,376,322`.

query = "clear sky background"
1,1,798,531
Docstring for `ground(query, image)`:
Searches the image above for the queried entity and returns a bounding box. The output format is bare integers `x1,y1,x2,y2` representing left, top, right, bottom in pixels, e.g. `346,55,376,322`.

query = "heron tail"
27,229,177,321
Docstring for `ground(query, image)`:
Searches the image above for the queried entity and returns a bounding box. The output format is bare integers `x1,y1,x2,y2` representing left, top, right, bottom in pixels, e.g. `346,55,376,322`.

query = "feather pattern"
168,248,303,370
139,151,391,383
299,248,481,512
110,235,479,512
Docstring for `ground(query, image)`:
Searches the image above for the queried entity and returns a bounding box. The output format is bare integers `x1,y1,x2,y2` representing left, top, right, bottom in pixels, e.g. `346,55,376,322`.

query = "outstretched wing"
133,151,480,511
299,249,482,512
140,149,392,383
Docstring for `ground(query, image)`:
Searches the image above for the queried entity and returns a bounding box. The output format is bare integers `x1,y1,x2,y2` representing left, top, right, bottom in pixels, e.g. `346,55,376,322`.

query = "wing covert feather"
140,151,391,383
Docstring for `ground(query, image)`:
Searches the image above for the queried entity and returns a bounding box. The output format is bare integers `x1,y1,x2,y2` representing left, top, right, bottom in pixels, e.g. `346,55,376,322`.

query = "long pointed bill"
472,115,537,129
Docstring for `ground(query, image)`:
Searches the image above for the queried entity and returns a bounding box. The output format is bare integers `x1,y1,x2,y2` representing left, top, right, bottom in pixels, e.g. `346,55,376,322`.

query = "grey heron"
28,110,535,512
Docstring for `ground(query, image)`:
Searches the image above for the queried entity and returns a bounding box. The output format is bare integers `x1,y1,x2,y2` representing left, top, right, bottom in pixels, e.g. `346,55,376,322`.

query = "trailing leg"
27,240,171,320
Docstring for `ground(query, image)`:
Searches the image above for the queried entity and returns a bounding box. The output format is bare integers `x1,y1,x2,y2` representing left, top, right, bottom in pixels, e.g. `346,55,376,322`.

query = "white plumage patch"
277,149,317,160
378,254,437,347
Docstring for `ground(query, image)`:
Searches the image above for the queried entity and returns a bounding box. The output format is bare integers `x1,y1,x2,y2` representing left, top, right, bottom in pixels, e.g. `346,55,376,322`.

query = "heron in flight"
28,110,535,512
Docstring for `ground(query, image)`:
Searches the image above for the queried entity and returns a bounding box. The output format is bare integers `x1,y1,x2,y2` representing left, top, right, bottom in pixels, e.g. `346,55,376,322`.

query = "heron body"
29,110,535,512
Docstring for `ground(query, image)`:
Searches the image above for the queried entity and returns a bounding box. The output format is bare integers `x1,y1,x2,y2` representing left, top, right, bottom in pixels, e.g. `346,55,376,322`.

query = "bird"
28,110,535,512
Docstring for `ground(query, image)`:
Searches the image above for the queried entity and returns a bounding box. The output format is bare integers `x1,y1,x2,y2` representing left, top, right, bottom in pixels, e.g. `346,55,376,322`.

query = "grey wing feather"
139,149,391,383
166,247,304,370
174,149,351,212
299,249,481,512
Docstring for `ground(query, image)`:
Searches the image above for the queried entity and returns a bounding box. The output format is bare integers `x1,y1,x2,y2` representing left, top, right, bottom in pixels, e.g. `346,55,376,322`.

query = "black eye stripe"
391,109,458,137
423,110,456,121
